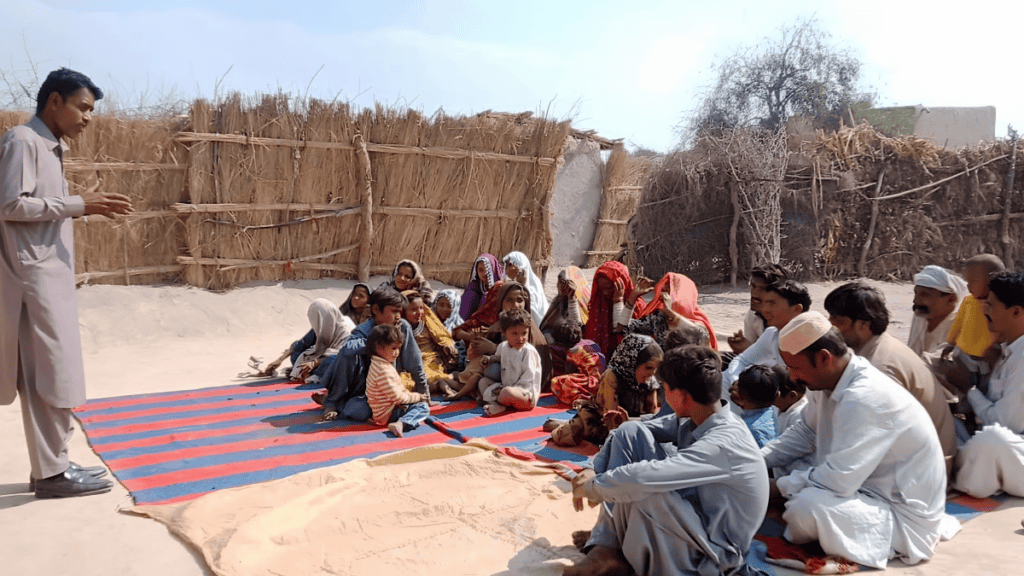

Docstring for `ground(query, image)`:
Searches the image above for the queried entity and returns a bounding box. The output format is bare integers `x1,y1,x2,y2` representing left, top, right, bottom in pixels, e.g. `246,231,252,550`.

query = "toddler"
944,254,1005,361
729,364,781,447
357,323,430,437
478,308,543,416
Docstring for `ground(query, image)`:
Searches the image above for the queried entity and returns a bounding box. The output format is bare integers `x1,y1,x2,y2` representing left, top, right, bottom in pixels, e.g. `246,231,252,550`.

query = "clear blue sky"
4,0,1019,151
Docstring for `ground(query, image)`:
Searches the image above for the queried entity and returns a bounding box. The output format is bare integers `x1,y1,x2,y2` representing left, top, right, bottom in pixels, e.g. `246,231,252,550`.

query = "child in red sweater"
364,324,431,437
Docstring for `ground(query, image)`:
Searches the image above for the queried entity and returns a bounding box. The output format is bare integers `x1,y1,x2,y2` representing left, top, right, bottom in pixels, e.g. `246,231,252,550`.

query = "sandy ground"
0,271,1020,576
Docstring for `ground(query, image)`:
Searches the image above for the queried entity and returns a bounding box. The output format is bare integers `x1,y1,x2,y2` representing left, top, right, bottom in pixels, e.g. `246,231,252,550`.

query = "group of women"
277,250,718,445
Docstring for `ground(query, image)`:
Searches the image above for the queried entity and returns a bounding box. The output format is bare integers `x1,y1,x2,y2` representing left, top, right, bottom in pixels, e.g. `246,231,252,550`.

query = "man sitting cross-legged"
564,345,769,576
763,312,960,569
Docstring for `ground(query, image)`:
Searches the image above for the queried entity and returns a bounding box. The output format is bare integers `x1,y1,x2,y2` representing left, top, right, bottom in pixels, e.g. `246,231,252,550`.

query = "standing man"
763,312,959,569
1,68,133,498
823,282,957,473
950,270,1024,498
908,265,966,357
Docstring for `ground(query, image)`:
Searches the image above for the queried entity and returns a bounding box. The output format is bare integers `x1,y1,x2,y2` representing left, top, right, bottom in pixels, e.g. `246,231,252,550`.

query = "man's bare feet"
388,422,404,437
311,391,327,405
563,545,630,576
484,402,508,416
571,530,591,551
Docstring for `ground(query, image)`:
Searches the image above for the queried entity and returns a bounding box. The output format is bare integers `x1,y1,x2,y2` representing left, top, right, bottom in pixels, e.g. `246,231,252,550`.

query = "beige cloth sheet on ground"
128,443,598,576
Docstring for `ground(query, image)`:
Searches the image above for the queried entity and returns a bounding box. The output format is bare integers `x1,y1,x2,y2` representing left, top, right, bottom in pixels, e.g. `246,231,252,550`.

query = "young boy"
727,262,789,354
770,366,810,478
359,324,431,437
728,364,781,447
478,308,543,416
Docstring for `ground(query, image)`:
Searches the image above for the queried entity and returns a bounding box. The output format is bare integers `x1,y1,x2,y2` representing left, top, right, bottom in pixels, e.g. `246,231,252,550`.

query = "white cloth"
914,265,968,299
954,335,1024,497
773,394,813,478
481,341,542,404
778,311,833,354
1,116,86,408
907,311,956,358
762,355,960,569
501,251,548,325
741,308,764,346
289,298,355,379
723,327,784,391
777,394,808,436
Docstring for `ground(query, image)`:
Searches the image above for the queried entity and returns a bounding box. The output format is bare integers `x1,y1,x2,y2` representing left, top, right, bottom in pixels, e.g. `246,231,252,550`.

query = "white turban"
914,265,967,299
779,311,834,355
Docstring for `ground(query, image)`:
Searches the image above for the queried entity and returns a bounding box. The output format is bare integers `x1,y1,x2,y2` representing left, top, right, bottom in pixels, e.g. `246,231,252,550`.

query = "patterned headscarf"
433,289,464,332
607,333,661,396
584,261,640,359
636,272,718,349
460,253,503,320
502,251,549,325
385,259,435,306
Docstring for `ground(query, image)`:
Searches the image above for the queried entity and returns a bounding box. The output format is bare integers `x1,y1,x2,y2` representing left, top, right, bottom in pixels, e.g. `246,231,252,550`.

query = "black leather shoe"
34,469,113,499
29,461,107,491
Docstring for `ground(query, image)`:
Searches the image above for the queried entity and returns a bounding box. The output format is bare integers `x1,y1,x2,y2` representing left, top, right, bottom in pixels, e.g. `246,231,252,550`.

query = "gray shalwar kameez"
577,410,770,576
0,116,87,479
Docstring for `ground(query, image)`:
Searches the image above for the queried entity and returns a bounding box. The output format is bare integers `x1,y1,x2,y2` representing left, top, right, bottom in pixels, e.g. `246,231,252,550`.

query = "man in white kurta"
1,69,131,497
952,270,1024,498
908,265,965,357
566,346,769,576
764,312,960,569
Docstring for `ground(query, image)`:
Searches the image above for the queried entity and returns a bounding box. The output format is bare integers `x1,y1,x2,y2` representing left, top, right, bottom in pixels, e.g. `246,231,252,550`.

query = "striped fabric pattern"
73,379,596,506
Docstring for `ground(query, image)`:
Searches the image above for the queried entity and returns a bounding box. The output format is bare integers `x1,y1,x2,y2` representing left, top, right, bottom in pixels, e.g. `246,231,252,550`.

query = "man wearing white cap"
762,311,959,569
908,265,967,357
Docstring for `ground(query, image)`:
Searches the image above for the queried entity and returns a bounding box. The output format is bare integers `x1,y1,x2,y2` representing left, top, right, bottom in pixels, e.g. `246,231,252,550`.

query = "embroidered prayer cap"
778,311,833,355
913,265,968,298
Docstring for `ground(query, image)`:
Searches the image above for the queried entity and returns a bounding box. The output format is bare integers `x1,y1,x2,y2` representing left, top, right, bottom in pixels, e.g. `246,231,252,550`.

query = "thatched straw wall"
585,144,650,268
3,99,570,290
632,123,1022,285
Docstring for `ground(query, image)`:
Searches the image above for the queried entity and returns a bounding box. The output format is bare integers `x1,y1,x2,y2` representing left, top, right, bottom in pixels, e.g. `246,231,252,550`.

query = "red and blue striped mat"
73,379,596,506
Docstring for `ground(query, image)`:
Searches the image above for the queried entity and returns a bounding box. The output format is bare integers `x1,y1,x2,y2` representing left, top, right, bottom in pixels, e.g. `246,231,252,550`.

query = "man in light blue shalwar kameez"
565,346,769,576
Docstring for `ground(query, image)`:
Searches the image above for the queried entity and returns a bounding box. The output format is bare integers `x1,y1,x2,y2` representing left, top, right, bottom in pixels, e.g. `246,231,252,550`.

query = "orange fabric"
637,272,718,350
583,262,639,359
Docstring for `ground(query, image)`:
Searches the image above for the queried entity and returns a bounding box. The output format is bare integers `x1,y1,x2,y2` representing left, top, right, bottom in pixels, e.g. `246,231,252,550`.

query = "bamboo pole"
1002,138,1018,269
353,133,374,283
174,132,558,166
857,169,885,277
170,202,359,214
65,162,186,172
75,265,185,284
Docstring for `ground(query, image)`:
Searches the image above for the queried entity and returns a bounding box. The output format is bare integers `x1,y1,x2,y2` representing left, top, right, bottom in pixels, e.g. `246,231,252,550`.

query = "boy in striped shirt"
365,323,430,437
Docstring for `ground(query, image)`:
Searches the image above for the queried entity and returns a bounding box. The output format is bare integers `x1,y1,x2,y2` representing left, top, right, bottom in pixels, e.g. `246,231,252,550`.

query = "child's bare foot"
563,545,629,576
571,530,591,551
388,422,404,437
311,391,327,405
543,418,567,432
484,402,508,416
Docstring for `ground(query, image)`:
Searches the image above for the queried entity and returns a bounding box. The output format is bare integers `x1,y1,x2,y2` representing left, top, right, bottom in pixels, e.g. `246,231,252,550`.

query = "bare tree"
682,17,868,146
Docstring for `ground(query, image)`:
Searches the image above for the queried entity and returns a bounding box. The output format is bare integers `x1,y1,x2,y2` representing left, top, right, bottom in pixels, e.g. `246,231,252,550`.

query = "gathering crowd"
3,68,1023,576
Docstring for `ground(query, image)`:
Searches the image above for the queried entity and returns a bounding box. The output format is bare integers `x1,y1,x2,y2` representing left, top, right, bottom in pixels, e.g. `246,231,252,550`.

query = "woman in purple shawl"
459,253,503,320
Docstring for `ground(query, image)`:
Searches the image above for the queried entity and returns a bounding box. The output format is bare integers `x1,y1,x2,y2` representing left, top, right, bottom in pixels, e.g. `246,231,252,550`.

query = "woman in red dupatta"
583,261,643,359
633,272,718,350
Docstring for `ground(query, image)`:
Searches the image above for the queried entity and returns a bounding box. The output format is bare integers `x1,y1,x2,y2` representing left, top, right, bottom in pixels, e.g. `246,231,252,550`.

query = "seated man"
565,346,769,576
722,280,811,391
824,282,957,473
908,265,966,357
728,262,789,354
764,312,959,569
951,270,1024,498
320,286,429,421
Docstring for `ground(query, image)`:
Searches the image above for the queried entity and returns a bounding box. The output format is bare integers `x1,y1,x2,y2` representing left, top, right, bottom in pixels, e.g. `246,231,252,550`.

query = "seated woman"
583,261,648,360
540,266,591,377
402,290,460,396
286,298,356,383
624,272,718,350
459,253,503,321
549,322,607,406
433,289,466,371
593,333,663,426
382,259,435,306
340,282,371,326
448,281,551,399
502,251,549,325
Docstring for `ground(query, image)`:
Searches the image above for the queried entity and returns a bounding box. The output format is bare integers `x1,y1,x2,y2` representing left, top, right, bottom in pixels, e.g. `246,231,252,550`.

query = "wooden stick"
173,132,558,166
369,263,476,275
858,169,885,277
937,212,1024,226
1002,139,1018,269
353,133,374,283
376,206,519,219
170,203,360,214
729,181,741,287
75,265,185,284
872,155,1007,201
597,219,628,225
65,162,186,172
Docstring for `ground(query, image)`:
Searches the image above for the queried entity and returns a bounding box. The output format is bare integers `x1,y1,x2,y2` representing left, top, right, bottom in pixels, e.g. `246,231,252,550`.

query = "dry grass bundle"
808,122,942,170
586,144,650,268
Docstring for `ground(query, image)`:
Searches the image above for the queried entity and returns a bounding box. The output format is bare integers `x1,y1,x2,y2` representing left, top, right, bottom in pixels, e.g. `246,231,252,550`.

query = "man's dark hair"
737,365,781,406
988,270,1024,309
823,282,889,335
656,345,721,404
750,262,789,286
799,328,849,367
499,307,532,332
765,279,811,312
776,365,805,396
370,286,406,311
550,321,582,348
36,68,103,115
367,323,404,354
